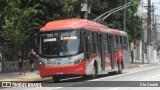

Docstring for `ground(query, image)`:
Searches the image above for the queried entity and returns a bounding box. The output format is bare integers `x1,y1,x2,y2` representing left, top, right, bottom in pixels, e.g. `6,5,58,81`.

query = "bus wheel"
118,61,122,74
91,63,98,79
52,76,60,83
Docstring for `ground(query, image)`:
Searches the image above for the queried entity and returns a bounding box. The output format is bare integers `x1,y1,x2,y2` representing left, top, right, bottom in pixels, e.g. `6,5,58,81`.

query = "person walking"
28,49,36,72
0,52,2,73
18,51,25,75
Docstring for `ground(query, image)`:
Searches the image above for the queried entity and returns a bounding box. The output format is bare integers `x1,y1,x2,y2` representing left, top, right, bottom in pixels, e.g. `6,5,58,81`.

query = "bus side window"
124,37,128,49
122,36,128,49
117,36,120,48
122,37,125,47
114,35,117,48
104,34,109,54
107,35,111,53
84,31,94,59
84,31,89,59
92,32,98,54
120,36,123,48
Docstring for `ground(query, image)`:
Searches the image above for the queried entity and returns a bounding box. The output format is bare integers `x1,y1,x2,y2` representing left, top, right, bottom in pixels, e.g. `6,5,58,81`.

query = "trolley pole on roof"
94,1,140,24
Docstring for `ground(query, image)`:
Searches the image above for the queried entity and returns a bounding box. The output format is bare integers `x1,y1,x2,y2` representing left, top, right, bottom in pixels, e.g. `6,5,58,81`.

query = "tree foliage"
0,0,44,42
0,0,143,43
89,0,143,42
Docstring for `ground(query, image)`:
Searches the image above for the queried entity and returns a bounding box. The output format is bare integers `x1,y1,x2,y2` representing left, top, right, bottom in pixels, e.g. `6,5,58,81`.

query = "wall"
1,60,39,73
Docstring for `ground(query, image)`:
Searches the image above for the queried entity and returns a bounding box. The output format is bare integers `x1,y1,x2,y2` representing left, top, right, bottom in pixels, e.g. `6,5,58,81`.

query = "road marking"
150,76,156,78
139,74,160,81
155,75,160,77
89,66,160,81
61,76,82,81
47,87,63,90
144,77,150,80
109,88,119,90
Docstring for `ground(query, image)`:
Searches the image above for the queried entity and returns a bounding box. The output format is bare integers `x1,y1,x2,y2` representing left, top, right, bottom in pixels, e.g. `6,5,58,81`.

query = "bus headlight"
74,59,85,64
39,61,45,66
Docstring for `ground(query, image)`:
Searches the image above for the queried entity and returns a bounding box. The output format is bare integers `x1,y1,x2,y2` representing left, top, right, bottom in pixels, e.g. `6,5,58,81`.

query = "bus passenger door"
98,34,105,71
108,35,114,69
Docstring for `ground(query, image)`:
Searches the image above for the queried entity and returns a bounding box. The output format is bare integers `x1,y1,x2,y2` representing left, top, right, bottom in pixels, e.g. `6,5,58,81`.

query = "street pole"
147,0,152,64
84,0,88,19
81,0,88,19
123,0,127,32
155,16,157,51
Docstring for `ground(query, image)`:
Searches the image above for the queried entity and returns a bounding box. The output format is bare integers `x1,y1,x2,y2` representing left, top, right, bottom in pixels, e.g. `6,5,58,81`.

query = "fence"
0,42,36,61
1,60,39,73
0,42,38,72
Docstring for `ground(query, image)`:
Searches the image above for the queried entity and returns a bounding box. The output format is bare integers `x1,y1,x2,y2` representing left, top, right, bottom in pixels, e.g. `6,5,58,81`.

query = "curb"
0,71,53,82
129,64,139,68
1,77,53,82
14,77,52,82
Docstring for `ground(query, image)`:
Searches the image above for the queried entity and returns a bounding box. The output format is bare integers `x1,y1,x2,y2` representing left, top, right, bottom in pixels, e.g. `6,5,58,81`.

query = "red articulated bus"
37,19,130,82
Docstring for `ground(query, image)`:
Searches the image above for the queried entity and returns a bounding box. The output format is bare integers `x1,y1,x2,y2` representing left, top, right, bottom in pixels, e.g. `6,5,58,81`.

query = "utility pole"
84,0,88,19
151,3,156,47
147,0,152,64
155,15,157,49
123,0,127,32
81,0,88,19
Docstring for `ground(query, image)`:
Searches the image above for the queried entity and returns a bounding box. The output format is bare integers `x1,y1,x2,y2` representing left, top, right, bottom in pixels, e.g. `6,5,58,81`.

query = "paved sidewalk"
129,59,160,68
0,70,52,82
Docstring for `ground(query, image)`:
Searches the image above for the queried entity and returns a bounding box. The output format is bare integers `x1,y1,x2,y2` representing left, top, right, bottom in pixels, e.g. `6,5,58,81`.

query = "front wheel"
52,76,60,83
118,62,122,74
91,64,98,79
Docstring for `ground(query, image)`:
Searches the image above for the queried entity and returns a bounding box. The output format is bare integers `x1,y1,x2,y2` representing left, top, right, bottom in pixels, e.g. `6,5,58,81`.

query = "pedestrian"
0,52,2,73
18,51,25,75
153,47,157,61
28,49,36,72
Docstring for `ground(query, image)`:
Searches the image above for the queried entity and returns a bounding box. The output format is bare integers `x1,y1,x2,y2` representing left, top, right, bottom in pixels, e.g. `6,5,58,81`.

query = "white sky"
142,0,160,16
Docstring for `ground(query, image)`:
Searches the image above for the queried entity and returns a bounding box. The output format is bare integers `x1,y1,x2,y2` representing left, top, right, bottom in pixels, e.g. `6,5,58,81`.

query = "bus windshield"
40,30,82,57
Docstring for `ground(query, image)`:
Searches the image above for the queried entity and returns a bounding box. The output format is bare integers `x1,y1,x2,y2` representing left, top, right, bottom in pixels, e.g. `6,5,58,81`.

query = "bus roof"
40,19,127,36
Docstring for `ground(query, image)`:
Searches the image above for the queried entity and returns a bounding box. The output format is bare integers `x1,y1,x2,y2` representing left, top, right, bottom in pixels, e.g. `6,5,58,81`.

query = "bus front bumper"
39,62,86,77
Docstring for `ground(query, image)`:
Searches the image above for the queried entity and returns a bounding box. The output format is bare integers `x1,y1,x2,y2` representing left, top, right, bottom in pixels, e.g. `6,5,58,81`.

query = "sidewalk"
129,59,160,68
0,70,52,82
0,59,159,82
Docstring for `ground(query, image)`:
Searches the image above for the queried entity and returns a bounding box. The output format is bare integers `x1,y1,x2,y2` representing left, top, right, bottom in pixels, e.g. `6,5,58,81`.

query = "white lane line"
144,77,149,80
139,74,160,81
150,76,156,78
89,66,160,81
46,87,63,90
109,88,119,90
61,76,82,81
155,75,160,77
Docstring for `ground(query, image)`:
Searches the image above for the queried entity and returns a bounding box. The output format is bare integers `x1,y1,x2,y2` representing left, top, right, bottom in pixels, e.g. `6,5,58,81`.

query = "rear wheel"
118,61,122,74
52,76,60,83
91,63,98,79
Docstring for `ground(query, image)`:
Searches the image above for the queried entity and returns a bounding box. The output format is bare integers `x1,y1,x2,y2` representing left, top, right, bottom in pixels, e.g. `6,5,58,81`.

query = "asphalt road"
2,63,160,90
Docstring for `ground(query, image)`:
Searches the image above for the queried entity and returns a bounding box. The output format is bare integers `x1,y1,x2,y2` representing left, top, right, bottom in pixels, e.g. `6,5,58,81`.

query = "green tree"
1,0,44,42
0,0,143,43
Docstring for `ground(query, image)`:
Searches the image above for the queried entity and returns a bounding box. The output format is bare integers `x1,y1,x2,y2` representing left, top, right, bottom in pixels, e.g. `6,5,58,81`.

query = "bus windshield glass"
40,30,82,57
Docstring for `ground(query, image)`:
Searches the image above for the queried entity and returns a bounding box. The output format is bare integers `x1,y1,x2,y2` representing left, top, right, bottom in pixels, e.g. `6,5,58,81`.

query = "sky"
142,0,160,17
